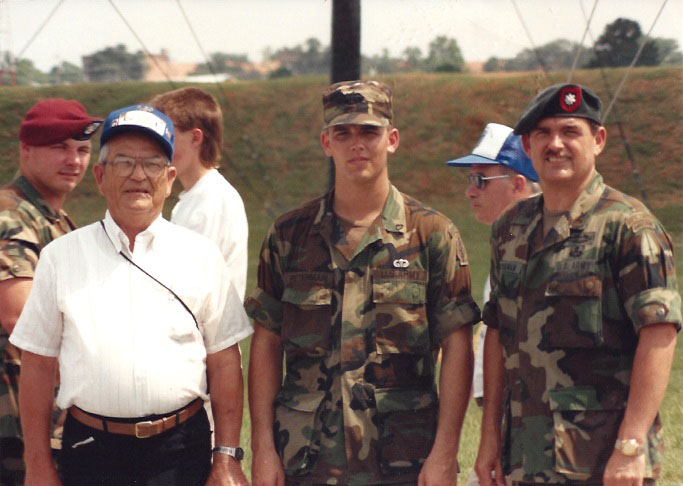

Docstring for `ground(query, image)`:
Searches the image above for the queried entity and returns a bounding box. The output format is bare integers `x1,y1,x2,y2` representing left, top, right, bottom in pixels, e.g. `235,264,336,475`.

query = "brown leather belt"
68,398,203,439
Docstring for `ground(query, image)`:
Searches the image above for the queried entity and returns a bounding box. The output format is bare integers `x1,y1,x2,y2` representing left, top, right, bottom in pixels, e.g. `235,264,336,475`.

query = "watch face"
616,439,642,456
234,447,244,461
623,442,638,455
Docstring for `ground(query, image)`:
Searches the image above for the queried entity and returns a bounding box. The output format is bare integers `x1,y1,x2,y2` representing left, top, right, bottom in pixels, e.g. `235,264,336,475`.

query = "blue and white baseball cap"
446,123,538,182
100,104,175,160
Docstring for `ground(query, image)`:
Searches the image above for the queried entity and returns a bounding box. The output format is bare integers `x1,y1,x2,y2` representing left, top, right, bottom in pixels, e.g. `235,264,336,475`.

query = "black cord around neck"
99,220,198,329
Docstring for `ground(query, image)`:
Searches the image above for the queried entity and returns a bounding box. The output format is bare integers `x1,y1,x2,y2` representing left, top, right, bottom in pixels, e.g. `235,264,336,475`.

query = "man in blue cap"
447,122,540,226
11,104,252,485
446,123,539,486
476,84,680,485
446,122,539,401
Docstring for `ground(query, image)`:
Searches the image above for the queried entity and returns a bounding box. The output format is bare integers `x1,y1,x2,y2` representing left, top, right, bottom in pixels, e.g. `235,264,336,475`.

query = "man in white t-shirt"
11,104,252,485
150,87,248,300
446,123,540,485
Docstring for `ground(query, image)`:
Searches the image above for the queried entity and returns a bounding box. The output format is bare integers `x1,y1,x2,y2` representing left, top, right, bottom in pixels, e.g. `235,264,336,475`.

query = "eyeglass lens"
468,174,486,189
110,156,168,178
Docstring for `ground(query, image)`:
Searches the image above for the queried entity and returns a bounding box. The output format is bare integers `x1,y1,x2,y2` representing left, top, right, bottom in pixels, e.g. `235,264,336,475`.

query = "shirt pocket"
372,269,429,355
273,390,326,476
548,386,626,481
168,300,201,343
544,275,603,348
281,272,334,357
374,388,437,476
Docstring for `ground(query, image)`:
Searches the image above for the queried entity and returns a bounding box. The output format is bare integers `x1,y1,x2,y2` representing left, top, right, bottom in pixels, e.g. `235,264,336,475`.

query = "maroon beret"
19,98,103,146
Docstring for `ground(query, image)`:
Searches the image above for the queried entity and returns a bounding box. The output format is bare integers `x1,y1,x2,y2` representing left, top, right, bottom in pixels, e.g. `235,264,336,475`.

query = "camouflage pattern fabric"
246,185,480,485
0,175,76,485
482,172,682,483
322,80,393,128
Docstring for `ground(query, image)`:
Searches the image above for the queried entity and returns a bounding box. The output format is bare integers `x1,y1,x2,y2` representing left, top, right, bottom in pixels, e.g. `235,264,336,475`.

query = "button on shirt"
172,169,249,300
10,211,252,418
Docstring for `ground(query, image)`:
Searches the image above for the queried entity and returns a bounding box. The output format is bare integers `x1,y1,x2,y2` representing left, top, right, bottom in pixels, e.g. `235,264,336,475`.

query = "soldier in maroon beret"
0,98,101,485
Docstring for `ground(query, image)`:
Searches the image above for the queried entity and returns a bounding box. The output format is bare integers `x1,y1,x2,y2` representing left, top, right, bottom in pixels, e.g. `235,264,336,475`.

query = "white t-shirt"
172,169,248,300
472,275,491,400
10,211,253,417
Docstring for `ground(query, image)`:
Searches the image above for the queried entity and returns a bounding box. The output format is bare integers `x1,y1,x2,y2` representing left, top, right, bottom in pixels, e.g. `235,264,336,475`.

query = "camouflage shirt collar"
12,175,63,223
380,185,407,234
511,172,605,229
314,184,407,235
565,172,605,227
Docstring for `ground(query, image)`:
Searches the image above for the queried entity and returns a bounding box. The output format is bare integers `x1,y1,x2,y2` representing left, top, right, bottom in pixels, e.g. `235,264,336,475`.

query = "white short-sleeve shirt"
10,211,252,417
172,169,248,300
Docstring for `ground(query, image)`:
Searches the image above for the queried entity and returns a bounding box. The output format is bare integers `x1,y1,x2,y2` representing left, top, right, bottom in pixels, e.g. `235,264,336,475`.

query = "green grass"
1,69,681,483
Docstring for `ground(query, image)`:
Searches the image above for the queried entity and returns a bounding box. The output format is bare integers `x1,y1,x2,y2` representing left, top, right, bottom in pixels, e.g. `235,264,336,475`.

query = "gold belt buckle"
134,420,155,439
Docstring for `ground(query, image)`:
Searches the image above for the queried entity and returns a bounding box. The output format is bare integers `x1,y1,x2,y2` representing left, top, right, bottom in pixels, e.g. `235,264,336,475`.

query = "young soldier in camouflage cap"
246,80,480,485
0,98,101,485
476,83,681,485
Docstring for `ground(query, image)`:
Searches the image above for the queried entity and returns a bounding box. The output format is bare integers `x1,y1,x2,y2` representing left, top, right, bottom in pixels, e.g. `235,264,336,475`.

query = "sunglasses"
467,174,512,190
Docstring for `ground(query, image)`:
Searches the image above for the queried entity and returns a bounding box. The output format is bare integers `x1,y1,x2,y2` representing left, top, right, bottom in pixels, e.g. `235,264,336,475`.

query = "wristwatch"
212,445,244,461
614,438,644,456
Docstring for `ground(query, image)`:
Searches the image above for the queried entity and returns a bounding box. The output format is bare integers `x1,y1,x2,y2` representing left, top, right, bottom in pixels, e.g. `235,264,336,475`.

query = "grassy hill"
1,68,682,482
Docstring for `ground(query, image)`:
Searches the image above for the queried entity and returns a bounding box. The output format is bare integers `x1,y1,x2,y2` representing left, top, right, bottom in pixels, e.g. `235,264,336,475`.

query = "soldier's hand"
474,437,504,486
418,447,458,485
251,446,285,486
603,449,646,486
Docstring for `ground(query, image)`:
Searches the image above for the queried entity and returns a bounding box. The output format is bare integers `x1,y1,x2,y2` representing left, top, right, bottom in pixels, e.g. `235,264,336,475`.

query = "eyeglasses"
104,155,170,179
467,174,512,190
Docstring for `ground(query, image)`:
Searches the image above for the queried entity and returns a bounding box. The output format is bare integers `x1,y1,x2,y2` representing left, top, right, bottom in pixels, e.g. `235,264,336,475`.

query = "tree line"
1,17,680,86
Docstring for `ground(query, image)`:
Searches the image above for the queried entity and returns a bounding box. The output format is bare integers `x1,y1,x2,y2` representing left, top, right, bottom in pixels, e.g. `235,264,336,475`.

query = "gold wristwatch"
614,438,644,456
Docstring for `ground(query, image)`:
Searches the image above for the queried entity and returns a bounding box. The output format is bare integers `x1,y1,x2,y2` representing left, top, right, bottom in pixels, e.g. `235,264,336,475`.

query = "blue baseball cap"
100,104,175,160
446,123,538,182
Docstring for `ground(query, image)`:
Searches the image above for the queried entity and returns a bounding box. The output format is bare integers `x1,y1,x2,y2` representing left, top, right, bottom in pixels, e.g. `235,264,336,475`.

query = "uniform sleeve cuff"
244,288,283,334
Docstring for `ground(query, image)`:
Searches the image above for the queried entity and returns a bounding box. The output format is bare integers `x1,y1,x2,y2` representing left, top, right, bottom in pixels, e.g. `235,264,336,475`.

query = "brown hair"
149,87,223,168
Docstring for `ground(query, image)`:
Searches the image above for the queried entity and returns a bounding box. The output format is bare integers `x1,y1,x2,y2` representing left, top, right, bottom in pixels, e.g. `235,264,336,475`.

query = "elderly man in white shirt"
11,104,252,486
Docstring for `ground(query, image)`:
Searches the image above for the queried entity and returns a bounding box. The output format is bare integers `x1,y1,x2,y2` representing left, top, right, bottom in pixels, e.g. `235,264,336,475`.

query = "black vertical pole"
331,0,361,83
329,0,361,189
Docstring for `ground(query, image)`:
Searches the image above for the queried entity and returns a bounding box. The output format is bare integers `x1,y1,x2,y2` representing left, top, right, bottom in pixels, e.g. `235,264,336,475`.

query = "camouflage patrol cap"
513,83,602,135
322,80,393,129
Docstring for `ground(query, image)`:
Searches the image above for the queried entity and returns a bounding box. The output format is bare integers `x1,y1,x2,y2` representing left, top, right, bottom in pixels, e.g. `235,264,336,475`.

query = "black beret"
513,84,602,135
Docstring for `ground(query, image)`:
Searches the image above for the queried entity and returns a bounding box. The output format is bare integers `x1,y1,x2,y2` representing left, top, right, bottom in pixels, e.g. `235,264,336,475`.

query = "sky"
2,0,682,72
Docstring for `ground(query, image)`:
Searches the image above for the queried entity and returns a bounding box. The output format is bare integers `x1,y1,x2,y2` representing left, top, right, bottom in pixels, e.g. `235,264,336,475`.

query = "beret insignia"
560,85,582,113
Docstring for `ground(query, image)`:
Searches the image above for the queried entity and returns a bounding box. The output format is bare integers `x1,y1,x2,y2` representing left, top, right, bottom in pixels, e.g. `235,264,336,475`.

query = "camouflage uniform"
482,172,681,483
246,185,480,485
0,175,76,483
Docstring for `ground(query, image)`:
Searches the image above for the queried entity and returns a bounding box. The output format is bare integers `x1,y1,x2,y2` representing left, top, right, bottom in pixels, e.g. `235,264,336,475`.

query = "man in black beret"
0,99,101,485
475,84,680,485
